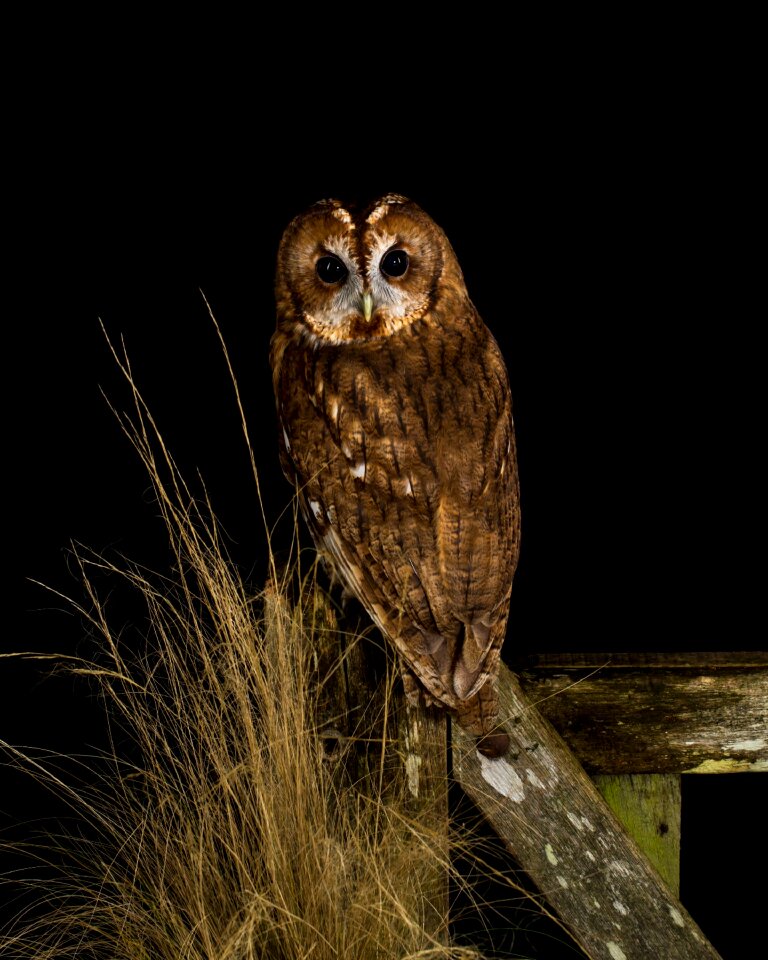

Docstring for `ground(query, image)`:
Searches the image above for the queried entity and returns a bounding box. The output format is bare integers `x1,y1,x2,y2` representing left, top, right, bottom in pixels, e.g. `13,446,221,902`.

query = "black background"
4,36,764,959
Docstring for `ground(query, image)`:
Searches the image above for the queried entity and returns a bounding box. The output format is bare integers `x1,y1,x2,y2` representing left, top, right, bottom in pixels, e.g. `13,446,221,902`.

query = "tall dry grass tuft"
2,326,501,959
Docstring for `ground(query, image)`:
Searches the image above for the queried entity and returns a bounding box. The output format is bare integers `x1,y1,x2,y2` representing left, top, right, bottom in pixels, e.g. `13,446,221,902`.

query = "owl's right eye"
316,255,348,284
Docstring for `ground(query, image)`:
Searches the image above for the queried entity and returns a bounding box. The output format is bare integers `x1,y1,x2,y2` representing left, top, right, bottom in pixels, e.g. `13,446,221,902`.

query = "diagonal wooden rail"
453,662,725,959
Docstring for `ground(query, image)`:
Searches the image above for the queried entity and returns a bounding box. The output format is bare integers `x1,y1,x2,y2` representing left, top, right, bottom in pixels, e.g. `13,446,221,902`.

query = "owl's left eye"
380,249,409,278
316,255,348,284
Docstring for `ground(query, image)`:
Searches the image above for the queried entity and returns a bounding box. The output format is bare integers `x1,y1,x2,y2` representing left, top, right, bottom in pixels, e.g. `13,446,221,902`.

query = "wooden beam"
510,652,768,774
454,665,722,959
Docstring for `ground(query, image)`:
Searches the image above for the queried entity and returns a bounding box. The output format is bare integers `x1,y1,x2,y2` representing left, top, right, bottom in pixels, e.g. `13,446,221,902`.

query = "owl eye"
316,255,348,284
380,249,409,278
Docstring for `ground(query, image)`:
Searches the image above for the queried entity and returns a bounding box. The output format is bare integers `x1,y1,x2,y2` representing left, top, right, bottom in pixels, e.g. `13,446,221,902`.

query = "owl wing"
271,313,520,711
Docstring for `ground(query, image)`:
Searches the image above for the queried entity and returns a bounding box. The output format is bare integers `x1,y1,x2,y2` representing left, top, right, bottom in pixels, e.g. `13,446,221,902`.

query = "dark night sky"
5,64,764,958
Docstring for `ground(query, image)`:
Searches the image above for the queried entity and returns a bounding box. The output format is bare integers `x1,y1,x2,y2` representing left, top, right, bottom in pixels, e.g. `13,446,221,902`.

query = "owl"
270,194,520,758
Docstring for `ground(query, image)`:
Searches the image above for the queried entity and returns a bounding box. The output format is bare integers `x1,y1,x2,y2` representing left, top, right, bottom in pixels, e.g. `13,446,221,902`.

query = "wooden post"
397,696,450,944
454,664,723,960
309,584,451,944
595,774,681,896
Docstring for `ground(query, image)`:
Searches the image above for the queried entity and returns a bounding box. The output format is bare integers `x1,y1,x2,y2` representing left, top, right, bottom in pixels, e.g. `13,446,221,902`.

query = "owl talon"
476,731,511,758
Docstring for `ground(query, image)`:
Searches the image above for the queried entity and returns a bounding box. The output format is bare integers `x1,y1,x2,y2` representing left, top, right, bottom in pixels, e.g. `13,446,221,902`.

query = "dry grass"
2,554,475,959
1,322,566,959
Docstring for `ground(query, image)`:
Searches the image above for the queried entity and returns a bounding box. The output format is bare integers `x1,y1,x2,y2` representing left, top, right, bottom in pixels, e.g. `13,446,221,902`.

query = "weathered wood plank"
595,774,681,896
397,697,449,944
510,653,768,774
454,666,722,960
514,652,767,669
310,585,450,943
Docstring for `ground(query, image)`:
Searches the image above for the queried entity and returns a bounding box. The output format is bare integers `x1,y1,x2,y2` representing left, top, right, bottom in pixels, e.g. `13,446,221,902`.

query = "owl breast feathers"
270,194,520,757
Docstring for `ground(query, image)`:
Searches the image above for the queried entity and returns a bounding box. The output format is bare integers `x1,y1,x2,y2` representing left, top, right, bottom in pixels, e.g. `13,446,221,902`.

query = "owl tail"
455,678,510,758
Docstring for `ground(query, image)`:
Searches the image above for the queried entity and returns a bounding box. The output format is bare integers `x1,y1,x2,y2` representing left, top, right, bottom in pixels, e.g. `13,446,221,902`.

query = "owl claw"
476,731,511,758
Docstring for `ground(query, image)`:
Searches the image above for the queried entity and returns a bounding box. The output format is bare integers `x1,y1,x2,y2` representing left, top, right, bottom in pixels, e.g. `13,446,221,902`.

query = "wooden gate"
321,624,767,960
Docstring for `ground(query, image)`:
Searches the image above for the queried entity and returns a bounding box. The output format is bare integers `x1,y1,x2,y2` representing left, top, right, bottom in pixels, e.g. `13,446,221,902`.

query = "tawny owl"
270,194,520,757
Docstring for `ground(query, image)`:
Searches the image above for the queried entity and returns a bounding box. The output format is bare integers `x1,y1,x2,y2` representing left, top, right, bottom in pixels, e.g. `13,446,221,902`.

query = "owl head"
275,194,467,342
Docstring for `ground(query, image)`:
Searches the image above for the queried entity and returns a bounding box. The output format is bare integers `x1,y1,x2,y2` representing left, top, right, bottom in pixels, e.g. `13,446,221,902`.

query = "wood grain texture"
454,668,722,960
510,653,768,774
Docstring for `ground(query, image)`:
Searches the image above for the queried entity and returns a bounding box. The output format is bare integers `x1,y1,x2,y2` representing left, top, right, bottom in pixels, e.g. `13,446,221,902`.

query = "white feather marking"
368,602,391,637
282,427,291,452
366,204,389,224
323,234,355,261
329,397,339,423
366,194,406,223
309,500,323,521
404,476,414,497
350,461,365,479
331,206,353,224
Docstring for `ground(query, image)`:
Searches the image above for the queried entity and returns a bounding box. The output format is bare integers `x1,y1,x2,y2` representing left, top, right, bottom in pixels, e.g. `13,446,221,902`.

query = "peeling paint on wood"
479,753,526,801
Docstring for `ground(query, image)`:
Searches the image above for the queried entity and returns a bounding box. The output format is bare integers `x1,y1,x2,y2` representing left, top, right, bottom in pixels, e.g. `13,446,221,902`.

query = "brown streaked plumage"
270,194,520,757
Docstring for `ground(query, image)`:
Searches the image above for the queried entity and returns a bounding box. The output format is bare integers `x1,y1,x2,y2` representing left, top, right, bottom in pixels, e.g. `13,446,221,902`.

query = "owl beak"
361,291,374,323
